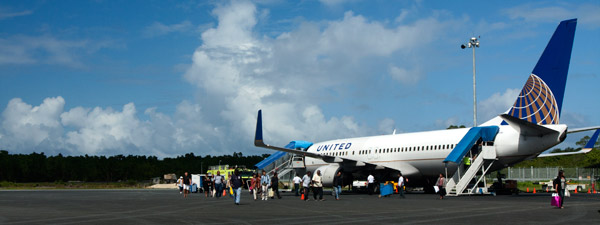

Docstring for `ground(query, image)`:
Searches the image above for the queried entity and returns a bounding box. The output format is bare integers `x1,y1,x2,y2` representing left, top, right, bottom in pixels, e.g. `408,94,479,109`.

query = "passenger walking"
436,173,446,200
554,170,566,209
333,171,342,200
293,174,302,196
203,175,212,197
250,173,259,201
176,176,183,194
367,174,375,195
183,172,191,198
302,171,312,201
230,169,245,205
214,171,224,198
226,172,233,198
312,170,324,201
261,171,271,201
397,173,406,198
271,172,282,199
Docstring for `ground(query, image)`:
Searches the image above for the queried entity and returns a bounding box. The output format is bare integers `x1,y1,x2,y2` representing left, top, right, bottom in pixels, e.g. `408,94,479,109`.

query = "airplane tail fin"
505,19,577,125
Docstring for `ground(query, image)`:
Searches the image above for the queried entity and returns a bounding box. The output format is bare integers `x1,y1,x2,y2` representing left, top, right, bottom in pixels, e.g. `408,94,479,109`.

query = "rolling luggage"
191,184,197,193
551,193,560,207
380,183,393,197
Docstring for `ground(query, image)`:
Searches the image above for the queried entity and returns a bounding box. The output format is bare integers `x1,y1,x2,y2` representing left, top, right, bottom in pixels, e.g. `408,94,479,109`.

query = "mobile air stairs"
254,140,312,190
443,126,499,196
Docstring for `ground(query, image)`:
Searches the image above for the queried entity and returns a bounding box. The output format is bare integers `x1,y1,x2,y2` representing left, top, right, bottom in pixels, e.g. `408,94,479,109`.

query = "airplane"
253,19,600,191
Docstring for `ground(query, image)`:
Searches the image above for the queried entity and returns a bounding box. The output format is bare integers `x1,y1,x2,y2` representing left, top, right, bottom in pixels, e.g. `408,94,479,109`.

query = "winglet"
582,129,600,152
254,110,264,146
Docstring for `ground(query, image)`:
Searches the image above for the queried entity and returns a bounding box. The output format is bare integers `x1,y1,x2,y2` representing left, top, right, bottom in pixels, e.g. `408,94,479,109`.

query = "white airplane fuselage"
303,121,567,178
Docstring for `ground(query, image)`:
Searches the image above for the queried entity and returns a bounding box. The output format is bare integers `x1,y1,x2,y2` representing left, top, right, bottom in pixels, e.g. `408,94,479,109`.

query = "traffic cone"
574,188,578,194
594,189,597,194
301,193,304,200
533,188,536,194
223,189,227,196
587,189,591,194
526,187,529,193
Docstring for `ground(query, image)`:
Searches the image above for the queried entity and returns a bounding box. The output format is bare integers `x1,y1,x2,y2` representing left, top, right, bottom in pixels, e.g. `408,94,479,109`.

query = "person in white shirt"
293,175,302,196
260,170,271,201
312,170,324,201
397,173,406,198
301,171,312,201
367,174,375,195
213,171,224,198
176,176,183,194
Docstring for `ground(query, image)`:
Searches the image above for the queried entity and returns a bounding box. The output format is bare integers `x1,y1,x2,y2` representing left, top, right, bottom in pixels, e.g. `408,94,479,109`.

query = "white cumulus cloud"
1,0,461,156
478,88,520,122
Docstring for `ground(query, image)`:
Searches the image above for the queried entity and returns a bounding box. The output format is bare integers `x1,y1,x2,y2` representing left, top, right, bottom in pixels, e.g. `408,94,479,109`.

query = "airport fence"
488,167,600,182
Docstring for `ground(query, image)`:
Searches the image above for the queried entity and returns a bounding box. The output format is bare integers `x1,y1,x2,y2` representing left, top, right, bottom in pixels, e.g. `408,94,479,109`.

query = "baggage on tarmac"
380,183,394,197
551,193,560,207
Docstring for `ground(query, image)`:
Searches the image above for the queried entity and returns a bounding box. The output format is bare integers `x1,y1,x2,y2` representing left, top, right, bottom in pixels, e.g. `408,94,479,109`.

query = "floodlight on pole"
461,36,479,127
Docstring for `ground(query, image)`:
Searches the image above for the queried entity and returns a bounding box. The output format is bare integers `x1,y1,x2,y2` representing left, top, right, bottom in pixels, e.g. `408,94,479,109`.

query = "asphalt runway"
0,189,598,224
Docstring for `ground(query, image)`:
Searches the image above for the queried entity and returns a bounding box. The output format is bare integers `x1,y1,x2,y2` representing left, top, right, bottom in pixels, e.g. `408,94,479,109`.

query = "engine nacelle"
314,164,340,187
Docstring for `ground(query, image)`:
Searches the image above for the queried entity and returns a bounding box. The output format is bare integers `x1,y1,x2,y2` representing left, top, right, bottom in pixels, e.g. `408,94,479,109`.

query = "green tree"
447,125,466,129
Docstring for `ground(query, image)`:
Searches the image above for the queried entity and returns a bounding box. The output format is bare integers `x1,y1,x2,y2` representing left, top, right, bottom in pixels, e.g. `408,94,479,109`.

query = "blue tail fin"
507,19,577,125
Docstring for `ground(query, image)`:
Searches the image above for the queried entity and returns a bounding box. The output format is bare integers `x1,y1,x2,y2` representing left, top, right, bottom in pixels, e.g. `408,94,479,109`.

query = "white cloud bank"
503,2,600,29
0,0,457,156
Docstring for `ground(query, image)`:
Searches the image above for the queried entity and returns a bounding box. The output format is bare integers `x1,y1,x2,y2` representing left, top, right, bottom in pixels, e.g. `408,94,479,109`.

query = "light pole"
219,160,222,169
461,36,479,127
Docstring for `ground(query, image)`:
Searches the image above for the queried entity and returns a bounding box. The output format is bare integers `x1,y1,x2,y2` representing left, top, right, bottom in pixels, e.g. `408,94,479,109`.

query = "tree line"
1,134,597,182
0,150,267,183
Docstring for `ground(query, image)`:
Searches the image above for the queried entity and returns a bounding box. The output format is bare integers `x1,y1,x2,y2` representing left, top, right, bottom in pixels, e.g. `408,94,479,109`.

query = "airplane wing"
538,129,599,157
254,110,405,172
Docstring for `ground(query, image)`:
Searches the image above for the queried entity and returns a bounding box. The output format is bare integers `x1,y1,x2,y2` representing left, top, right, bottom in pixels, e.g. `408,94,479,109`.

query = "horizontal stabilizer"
538,129,598,158
568,126,600,134
499,114,558,136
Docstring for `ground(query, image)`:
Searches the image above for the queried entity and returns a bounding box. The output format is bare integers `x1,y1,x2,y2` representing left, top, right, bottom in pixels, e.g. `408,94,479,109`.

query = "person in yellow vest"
464,156,472,170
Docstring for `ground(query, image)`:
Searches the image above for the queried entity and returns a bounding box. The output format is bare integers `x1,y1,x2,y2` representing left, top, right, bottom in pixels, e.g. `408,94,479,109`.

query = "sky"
0,0,599,158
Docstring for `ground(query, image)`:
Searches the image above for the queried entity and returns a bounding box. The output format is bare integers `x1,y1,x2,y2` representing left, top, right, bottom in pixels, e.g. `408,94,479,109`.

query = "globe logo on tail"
508,74,559,125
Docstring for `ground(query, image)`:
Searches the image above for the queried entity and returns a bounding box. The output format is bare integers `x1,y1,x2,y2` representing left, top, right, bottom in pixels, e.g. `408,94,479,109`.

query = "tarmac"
0,189,599,224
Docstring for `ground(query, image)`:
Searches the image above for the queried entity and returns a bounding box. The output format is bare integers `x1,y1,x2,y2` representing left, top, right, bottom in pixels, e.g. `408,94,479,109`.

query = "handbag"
268,189,274,197
551,193,560,207
433,186,440,193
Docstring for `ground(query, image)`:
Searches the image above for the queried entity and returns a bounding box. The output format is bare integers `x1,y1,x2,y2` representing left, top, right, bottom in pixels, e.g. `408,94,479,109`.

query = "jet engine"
314,164,340,187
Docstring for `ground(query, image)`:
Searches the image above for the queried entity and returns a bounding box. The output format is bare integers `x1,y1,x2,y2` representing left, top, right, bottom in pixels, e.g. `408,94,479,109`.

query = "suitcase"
191,184,197,193
380,183,394,197
551,193,560,207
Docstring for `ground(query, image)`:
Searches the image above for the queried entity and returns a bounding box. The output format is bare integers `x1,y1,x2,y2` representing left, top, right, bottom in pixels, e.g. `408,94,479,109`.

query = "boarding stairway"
444,126,499,196
254,140,312,190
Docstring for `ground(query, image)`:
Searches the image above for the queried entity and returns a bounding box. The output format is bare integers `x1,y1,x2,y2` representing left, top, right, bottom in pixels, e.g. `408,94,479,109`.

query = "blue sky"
0,0,599,157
